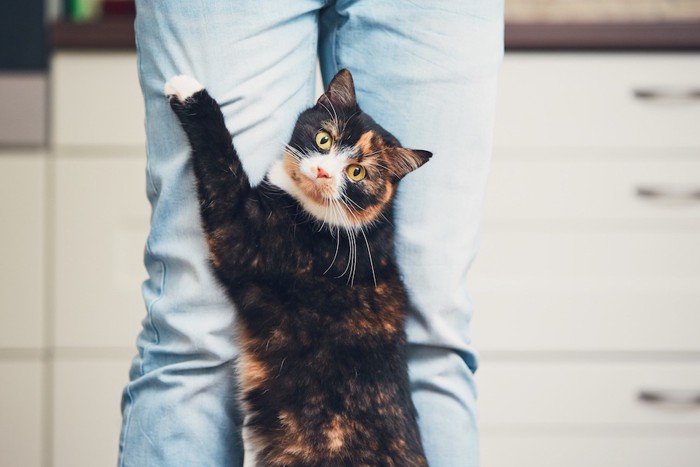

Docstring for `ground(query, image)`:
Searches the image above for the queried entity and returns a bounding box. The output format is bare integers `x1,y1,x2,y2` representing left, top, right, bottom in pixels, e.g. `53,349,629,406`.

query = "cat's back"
232,220,426,465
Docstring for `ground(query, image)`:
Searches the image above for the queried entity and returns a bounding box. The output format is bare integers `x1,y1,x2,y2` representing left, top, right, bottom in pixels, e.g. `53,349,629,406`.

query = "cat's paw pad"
164,75,204,103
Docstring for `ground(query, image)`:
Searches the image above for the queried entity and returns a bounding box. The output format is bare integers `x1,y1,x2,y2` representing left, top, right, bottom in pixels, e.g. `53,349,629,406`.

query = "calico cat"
165,69,431,467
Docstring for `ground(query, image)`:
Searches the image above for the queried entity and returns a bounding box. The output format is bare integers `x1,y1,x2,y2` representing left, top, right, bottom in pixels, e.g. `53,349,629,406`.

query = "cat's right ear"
316,69,358,110
391,148,432,180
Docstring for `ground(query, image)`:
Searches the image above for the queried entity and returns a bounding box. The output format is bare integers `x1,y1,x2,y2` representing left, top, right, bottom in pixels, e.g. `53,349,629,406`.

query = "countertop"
50,17,700,51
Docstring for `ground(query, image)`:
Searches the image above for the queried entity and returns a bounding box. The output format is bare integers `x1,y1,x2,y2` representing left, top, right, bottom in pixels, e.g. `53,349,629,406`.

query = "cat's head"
269,69,431,231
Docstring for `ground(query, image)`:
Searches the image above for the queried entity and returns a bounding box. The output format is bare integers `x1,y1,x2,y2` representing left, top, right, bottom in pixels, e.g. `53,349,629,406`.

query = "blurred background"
1,1,699,466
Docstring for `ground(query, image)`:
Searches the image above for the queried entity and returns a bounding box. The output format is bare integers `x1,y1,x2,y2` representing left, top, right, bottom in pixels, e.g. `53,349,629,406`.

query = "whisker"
360,228,377,287
323,226,342,276
341,110,360,135
369,160,402,178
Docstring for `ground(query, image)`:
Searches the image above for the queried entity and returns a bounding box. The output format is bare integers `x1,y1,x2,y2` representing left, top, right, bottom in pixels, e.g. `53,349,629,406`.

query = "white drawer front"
51,52,145,146
477,362,700,426
471,279,700,352
0,154,45,349
474,230,699,278
484,149,700,226
0,361,43,467
482,433,700,467
53,357,131,467
471,231,700,351
495,54,700,148
54,154,149,348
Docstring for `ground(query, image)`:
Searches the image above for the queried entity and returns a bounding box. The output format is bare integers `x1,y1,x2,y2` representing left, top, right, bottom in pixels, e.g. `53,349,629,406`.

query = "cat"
165,69,431,467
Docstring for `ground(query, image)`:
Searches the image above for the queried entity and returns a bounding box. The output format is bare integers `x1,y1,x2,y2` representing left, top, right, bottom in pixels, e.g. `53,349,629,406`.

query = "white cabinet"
478,362,700,426
495,54,700,148
54,153,149,348
51,52,145,147
0,154,45,467
46,50,148,467
481,434,700,467
0,361,44,467
52,356,132,467
0,51,149,467
0,154,45,349
474,53,700,466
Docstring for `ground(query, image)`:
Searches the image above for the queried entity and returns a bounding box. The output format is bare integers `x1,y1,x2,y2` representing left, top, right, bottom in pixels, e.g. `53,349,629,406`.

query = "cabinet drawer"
0,361,43,467
482,433,700,467
51,52,144,146
53,357,131,467
0,154,45,349
477,362,700,427
495,53,700,148
54,154,149,348
484,149,700,226
471,231,700,351
471,279,700,352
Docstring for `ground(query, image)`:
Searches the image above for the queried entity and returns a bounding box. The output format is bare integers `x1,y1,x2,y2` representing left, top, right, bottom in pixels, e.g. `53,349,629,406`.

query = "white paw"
164,75,204,102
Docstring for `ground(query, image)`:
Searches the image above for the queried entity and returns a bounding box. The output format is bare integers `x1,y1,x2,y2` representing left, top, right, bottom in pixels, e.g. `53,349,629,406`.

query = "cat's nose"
316,167,331,179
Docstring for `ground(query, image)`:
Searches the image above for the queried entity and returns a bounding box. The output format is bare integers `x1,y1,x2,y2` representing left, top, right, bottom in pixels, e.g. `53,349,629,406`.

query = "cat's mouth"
301,172,338,202
283,151,339,204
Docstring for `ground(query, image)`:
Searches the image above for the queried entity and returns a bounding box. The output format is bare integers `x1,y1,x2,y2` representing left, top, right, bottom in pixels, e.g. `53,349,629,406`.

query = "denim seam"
330,6,341,75
134,14,160,198
140,240,164,376
118,384,134,467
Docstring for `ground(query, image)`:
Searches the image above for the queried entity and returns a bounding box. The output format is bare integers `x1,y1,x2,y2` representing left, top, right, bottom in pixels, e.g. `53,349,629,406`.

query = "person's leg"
319,1,504,465
119,2,321,466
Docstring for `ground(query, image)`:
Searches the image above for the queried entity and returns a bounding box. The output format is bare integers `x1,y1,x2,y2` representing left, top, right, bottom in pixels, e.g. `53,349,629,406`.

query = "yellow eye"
346,164,366,182
315,131,332,150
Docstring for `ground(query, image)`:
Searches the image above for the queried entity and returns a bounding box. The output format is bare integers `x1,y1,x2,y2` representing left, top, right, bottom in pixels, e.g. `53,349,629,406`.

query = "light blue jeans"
119,1,503,466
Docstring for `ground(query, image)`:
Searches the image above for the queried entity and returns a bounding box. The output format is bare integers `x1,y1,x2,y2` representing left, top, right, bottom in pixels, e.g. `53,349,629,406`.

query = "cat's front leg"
165,76,256,277
165,75,251,217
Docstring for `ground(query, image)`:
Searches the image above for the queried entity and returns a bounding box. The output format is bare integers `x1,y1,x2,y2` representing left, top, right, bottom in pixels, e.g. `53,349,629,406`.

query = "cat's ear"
317,69,358,110
391,148,432,180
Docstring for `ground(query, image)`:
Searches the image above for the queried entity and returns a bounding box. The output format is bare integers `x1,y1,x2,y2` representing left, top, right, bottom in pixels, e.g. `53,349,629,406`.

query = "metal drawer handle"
634,88,700,100
638,389,700,405
636,185,700,200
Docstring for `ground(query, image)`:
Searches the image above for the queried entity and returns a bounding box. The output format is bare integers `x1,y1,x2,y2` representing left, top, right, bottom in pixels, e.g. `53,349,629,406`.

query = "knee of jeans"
136,242,239,374
406,344,478,389
136,330,238,377
135,292,239,376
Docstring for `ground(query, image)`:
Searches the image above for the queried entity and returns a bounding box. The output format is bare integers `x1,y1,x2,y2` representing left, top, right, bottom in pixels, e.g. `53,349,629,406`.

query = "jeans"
119,1,503,466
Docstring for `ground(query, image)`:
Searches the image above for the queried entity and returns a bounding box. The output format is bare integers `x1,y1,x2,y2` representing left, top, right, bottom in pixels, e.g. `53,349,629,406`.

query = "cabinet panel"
484,149,700,226
54,155,149,348
474,230,699,278
0,360,43,467
471,230,700,351
0,154,45,348
482,433,700,467
52,357,131,467
471,279,700,351
477,361,700,426
495,54,700,148
51,52,144,146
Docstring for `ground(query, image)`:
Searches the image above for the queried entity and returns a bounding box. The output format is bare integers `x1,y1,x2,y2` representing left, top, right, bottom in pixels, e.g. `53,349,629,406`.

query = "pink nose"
316,167,331,179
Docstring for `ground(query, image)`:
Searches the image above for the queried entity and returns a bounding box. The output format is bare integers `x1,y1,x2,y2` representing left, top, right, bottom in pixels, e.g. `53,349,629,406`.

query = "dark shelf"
51,17,135,50
506,21,700,50
50,18,700,51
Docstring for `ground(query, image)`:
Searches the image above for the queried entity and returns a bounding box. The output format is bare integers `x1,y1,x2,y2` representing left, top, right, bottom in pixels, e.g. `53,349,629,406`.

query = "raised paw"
164,75,205,103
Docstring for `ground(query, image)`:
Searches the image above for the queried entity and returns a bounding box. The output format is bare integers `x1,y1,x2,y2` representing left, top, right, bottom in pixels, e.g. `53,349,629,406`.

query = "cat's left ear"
317,69,358,110
392,148,432,180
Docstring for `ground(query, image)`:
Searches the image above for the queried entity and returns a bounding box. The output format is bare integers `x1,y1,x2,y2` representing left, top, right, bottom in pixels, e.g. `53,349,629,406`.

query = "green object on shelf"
67,0,101,22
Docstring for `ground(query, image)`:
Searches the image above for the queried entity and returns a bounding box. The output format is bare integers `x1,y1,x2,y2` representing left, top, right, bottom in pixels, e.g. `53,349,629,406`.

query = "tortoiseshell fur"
167,70,431,467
